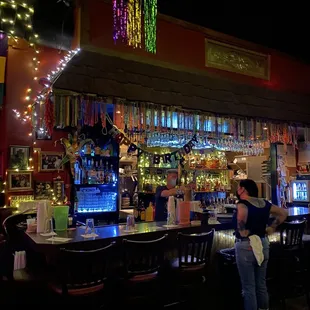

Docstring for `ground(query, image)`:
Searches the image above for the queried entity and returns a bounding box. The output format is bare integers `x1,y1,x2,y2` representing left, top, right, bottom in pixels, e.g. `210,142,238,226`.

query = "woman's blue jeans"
235,238,269,310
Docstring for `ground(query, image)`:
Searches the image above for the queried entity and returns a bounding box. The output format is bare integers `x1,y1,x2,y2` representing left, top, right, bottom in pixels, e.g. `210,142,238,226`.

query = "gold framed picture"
39,151,64,172
9,145,30,170
7,170,33,192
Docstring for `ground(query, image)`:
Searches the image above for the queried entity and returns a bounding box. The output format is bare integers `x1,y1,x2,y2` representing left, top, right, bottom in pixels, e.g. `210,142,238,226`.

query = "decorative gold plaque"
205,39,270,80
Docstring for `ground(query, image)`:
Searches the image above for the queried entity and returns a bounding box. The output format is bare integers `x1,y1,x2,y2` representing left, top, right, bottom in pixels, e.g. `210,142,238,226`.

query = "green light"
144,0,157,53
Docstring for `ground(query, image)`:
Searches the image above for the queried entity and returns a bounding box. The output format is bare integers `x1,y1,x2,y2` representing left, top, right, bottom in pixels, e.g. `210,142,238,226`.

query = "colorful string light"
127,0,142,49
144,0,157,53
13,48,80,138
113,0,127,43
0,1,37,44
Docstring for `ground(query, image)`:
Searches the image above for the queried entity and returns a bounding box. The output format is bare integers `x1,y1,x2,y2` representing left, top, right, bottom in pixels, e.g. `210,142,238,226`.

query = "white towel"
249,235,264,266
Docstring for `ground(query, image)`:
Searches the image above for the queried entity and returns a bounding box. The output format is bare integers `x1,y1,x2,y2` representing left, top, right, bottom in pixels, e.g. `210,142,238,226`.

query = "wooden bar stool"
170,229,214,306
120,234,168,308
269,220,310,309
48,242,115,307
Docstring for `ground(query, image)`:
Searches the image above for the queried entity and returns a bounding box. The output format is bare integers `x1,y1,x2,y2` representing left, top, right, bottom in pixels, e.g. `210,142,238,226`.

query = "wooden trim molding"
205,39,270,80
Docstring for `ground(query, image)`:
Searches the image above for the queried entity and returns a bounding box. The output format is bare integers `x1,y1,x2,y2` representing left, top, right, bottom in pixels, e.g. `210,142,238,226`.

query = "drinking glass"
126,214,135,231
85,218,95,235
54,205,69,231
209,210,217,224
45,218,54,233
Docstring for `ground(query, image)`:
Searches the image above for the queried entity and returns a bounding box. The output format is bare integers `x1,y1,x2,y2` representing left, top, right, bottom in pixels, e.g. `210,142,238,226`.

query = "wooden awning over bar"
54,50,310,124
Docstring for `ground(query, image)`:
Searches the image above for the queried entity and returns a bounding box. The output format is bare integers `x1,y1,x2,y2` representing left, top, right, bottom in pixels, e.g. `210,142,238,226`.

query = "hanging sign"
108,125,198,165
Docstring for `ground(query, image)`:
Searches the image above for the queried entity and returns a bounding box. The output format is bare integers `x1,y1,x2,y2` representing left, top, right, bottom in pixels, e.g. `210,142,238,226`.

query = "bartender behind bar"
155,169,193,221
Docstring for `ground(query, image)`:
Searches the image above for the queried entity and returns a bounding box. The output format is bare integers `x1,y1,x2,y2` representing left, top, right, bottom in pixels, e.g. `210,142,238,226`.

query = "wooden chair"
171,230,215,306
270,220,310,309
280,220,306,251
0,239,13,281
49,242,115,306
177,229,214,274
0,207,16,237
121,234,168,307
2,211,38,281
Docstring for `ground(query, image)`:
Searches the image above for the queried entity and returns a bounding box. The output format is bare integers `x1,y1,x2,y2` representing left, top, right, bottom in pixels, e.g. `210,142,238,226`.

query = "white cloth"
249,235,264,266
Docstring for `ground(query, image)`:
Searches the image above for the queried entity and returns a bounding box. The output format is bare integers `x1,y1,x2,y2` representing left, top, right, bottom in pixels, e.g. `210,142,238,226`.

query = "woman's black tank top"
233,198,272,239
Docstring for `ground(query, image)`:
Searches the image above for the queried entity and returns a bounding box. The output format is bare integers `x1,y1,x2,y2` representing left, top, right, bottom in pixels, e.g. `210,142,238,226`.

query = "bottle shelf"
75,183,117,187
187,168,229,171
80,155,119,159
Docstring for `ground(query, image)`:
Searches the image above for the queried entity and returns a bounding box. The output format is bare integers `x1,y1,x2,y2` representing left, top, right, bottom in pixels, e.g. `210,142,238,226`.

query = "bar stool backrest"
123,234,168,278
177,229,214,269
3,212,36,241
0,208,15,235
58,242,115,295
280,220,306,250
0,239,13,280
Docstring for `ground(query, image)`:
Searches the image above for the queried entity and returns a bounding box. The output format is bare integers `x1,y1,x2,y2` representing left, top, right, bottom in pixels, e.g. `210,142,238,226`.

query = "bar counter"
22,206,310,253
24,221,228,253
18,206,310,301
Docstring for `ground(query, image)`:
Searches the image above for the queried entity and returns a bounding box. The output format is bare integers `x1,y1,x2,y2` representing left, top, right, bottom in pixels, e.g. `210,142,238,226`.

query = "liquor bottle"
74,162,80,185
134,206,140,222
85,170,89,184
99,171,104,184
74,195,78,213
110,164,115,183
104,161,110,184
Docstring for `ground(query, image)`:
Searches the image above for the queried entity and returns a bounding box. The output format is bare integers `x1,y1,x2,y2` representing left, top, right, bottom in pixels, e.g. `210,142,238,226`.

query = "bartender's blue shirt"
155,186,168,221
155,186,183,221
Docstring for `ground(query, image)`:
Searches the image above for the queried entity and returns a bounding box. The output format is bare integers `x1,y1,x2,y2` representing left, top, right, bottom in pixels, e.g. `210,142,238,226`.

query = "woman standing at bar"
234,179,287,310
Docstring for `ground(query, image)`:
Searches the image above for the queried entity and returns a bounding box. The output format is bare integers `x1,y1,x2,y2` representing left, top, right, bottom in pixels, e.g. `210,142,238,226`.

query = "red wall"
3,40,71,202
86,0,310,95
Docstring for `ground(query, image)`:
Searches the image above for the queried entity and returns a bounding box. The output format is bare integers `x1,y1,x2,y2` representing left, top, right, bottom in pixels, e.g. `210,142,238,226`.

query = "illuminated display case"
73,111,120,224
292,180,310,203
74,152,119,223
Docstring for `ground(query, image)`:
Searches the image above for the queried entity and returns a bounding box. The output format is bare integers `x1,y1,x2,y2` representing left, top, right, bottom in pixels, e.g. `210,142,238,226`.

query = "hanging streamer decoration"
144,0,157,53
44,92,55,136
108,125,198,166
127,0,142,48
113,0,127,43
55,131,93,176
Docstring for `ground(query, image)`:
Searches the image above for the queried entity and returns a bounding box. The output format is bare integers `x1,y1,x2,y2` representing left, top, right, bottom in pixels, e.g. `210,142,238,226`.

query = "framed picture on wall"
39,152,64,172
9,146,30,170
7,170,33,192
34,181,52,200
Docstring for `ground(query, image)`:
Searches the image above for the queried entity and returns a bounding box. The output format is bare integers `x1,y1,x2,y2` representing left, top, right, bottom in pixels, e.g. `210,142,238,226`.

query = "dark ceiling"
33,0,309,62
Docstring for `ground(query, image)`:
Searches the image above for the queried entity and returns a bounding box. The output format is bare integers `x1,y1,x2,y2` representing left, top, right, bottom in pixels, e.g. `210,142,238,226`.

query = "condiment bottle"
145,203,154,222
140,205,146,221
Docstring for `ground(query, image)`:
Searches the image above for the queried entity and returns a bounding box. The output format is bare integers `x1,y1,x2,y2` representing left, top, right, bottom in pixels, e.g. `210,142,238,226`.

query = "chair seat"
49,282,104,296
171,257,205,272
128,272,158,283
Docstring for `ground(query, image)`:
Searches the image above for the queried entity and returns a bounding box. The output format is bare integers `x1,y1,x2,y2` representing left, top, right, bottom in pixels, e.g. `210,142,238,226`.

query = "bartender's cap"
167,169,178,175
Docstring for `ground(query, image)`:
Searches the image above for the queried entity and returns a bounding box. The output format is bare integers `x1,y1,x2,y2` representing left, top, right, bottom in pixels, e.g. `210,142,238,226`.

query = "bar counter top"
22,206,310,252
24,221,214,251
